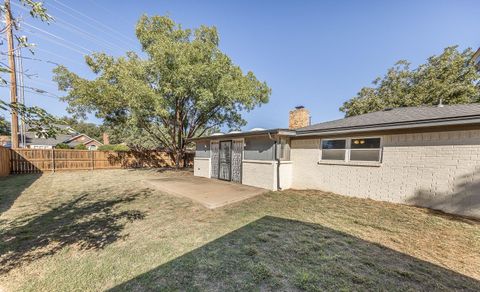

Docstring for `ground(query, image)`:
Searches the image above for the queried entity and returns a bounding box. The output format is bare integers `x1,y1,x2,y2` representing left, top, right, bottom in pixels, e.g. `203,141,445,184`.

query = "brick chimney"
289,106,310,129
102,132,110,145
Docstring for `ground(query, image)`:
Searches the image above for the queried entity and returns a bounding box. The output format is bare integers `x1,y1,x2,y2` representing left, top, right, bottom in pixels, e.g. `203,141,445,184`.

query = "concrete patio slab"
145,176,268,209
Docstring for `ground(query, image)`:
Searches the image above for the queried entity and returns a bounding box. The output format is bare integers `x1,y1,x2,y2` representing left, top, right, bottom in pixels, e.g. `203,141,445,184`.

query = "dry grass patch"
0,169,478,291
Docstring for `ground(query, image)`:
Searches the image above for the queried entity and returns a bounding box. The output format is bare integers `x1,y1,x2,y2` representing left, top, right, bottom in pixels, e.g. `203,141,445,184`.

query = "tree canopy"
58,116,105,142
340,46,480,117
54,15,270,165
0,116,10,135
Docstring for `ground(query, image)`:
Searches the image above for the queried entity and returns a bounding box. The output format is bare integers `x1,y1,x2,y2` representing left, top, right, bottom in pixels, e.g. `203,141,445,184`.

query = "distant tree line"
341,46,480,116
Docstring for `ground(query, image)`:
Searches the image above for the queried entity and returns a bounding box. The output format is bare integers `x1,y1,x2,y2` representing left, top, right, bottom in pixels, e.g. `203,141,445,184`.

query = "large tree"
340,46,480,117
54,15,270,166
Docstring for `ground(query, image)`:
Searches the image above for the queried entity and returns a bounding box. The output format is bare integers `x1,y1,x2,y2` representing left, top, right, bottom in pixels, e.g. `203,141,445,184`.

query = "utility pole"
5,0,19,148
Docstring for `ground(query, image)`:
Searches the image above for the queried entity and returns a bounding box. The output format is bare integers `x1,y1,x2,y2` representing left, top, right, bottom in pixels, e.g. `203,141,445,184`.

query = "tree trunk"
170,148,185,169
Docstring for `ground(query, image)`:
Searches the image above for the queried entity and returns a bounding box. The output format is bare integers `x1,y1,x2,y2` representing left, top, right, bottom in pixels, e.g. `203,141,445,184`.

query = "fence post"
52,148,55,173
91,150,94,171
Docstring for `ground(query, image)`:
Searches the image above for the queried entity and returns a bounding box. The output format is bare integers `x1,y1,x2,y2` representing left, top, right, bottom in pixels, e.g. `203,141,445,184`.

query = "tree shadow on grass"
110,216,479,291
0,189,149,274
0,174,41,215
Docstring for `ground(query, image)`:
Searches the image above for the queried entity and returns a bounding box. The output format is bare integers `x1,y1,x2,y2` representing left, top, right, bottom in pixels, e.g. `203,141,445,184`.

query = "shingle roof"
297,103,480,134
23,132,75,146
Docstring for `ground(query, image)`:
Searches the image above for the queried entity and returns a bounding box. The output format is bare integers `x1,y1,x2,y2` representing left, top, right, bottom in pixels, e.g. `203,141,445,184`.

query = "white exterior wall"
193,157,210,178
241,160,293,191
278,161,293,190
242,160,276,190
291,129,480,218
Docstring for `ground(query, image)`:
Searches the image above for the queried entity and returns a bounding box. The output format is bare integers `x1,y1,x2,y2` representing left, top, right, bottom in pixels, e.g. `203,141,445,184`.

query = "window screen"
350,138,381,162
321,139,346,160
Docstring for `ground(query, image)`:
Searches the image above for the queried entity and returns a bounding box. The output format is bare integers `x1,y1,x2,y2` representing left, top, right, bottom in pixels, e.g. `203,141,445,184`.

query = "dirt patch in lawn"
0,170,478,291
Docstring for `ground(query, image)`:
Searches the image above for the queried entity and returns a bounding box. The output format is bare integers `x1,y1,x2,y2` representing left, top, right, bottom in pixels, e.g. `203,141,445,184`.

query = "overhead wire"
11,1,126,55
23,22,93,54
50,0,137,45
46,0,137,48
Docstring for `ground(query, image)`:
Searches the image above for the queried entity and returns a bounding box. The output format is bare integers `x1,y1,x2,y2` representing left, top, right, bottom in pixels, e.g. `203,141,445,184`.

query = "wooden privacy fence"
0,147,193,175
0,146,10,176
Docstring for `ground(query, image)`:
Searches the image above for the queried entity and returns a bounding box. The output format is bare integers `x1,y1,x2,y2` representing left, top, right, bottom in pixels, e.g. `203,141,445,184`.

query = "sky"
1,0,479,130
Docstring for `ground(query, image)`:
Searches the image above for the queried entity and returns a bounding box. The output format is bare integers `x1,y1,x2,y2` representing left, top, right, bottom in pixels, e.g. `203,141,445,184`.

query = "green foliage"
17,0,53,22
53,15,270,166
0,1,56,138
55,143,70,149
97,144,115,151
74,144,87,150
58,116,105,141
113,144,130,152
98,144,130,152
340,46,480,117
0,103,61,138
0,116,10,135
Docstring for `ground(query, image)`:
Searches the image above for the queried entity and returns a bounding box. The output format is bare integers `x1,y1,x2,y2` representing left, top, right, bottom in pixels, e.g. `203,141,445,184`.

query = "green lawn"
0,169,479,291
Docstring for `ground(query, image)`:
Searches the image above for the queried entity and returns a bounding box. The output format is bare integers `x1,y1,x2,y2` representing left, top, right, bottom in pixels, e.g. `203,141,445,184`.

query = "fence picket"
0,148,193,175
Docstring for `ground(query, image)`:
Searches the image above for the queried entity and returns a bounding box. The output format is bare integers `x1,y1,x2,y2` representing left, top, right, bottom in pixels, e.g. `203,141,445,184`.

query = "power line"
45,0,137,48
54,18,125,54
0,51,60,65
11,1,126,55
23,22,93,54
50,0,137,45
34,47,86,67
2,79,60,99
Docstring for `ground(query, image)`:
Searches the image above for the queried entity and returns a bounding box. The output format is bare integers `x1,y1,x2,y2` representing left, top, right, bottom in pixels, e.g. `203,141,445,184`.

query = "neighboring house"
22,125,103,150
191,103,480,218
0,135,10,147
473,47,480,70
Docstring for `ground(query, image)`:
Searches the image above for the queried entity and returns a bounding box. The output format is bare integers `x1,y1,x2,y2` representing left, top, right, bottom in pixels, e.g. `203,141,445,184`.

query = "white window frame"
319,138,348,162
320,136,383,163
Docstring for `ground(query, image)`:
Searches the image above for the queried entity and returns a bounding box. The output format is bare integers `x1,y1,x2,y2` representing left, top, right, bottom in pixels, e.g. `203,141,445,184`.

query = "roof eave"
296,116,480,137
188,128,296,141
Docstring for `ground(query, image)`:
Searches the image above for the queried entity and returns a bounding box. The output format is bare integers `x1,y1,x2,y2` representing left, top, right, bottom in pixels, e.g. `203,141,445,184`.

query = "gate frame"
231,139,244,184
218,140,232,181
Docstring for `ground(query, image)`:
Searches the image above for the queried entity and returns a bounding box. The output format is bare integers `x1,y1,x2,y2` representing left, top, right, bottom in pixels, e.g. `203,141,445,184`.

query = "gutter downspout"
268,133,281,191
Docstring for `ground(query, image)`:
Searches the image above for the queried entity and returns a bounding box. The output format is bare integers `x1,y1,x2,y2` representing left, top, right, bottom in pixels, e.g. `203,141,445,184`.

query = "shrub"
98,144,130,152
55,143,70,149
113,144,130,152
98,144,115,151
74,144,87,150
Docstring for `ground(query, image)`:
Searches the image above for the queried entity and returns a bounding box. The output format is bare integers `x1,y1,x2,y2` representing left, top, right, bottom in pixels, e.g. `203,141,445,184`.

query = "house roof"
297,103,480,136
23,132,75,146
189,128,296,141
473,47,480,62
22,130,103,147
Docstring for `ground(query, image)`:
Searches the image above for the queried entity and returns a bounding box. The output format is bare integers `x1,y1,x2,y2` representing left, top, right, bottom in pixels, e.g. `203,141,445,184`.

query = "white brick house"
190,104,480,218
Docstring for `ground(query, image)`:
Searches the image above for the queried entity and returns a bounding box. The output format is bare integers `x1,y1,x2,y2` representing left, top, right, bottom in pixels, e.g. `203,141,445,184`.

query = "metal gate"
210,141,219,178
219,141,231,180
231,140,243,183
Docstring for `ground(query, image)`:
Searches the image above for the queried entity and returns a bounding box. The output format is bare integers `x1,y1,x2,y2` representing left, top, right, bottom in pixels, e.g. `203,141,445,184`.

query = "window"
321,139,346,160
278,137,290,160
321,137,382,163
350,138,381,162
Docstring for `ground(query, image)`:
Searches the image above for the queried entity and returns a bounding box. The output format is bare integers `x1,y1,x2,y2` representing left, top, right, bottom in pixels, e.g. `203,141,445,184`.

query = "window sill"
194,157,210,160
317,160,381,167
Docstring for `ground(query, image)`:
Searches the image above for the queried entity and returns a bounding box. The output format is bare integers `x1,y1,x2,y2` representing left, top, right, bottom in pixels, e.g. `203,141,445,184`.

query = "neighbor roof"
297,103,480,136
23,132,75,146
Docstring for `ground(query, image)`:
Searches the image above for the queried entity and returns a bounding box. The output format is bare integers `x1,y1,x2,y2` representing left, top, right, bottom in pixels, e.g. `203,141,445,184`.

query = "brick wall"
289,107,310,129
290,129,480,218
